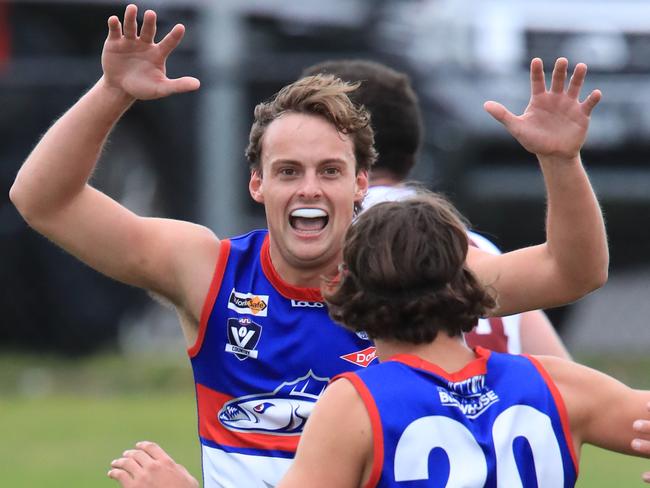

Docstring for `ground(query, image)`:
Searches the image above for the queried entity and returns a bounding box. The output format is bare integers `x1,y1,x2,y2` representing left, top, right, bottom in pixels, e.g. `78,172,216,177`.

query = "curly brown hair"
245,74,377,174
324,191,496,344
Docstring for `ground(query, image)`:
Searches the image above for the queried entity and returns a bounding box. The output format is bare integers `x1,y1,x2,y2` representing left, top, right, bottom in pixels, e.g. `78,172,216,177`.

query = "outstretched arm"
468,57,608,316
108,441,198,488
9,5,214,343
519,310,571,359
538,356,650,459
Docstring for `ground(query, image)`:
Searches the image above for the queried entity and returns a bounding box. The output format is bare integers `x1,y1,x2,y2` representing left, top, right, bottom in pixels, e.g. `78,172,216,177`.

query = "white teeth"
290,208,327,218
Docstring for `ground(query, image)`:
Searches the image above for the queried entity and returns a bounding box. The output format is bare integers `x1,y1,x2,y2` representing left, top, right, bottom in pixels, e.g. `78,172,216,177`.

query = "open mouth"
289,208,329,232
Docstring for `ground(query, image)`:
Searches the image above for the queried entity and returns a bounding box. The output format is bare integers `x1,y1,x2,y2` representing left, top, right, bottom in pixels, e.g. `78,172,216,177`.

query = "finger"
634,419,650,435
580,89,602,116
484,101,517,131
158,24,186,59
632,438,650,455
139,10,157,44
123,4,138,40
567,63,587,99
107,16,122,41
135,440,169,461
107,468,134,488
122,449,154,468
530,58,546,96
110,456,143,476
159,77,201,97
550,57,568,94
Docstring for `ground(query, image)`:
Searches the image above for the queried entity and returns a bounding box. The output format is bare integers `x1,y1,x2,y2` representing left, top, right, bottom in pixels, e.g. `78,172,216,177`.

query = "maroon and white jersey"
363,186,522,354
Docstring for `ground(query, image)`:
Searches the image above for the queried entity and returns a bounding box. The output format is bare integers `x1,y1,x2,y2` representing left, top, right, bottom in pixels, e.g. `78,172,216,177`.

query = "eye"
253,402,274,413
322,166,342,177
279,167,298,177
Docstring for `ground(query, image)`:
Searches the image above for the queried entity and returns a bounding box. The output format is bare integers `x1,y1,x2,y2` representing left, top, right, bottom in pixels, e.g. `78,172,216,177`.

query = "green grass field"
1,351,648,487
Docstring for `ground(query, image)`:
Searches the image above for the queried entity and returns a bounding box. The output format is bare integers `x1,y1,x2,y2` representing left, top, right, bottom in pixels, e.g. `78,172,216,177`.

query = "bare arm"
108,441,198,488
519,310,571,359
278,378,372,488
537,355,650,458
9,5,213,342
467,57,608,316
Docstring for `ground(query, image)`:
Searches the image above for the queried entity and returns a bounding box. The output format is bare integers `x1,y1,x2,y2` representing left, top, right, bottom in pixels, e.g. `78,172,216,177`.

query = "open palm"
485,58,601,160
101,4,200,100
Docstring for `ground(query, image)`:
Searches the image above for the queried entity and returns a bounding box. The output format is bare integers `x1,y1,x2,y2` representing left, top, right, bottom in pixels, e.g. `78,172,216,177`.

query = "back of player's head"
302,59,423,181
245,74,377,174
325,190,495,344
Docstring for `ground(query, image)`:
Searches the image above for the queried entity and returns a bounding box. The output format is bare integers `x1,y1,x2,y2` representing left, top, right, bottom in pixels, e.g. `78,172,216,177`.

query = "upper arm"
467,245,586,316
537,355,650,457
28,185,220,320
278,378,372,488
519,310,571,359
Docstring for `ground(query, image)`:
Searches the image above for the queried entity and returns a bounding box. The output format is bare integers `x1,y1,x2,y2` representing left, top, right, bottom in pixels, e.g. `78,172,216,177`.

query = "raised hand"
484,57,601,161
102,4,200,100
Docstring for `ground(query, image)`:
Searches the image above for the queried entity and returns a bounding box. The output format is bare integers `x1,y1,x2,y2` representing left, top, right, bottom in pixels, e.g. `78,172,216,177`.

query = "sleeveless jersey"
189,230,376,488
338,347,578,488
363,185,522,353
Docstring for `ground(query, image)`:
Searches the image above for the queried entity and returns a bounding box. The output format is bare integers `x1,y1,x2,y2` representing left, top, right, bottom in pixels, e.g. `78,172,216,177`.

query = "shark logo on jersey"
218,371,328,435
227,288,269,316
437,374,499,419
225,317,262,360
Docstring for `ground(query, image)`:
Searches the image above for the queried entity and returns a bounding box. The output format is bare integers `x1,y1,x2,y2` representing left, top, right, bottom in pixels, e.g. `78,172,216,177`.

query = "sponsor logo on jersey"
290,299,324,308
227,288,269,316
218,371,329,435
340,346,377,368
356,330,370,340
225,317,262,360
437,374,499,419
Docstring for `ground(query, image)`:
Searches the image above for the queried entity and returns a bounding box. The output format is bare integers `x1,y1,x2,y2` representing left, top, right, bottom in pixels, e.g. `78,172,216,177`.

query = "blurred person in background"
301,59,570,359
9,4,607,487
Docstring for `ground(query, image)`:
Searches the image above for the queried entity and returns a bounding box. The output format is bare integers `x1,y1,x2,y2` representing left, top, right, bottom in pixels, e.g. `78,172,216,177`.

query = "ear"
249,169,264,203
354,169,369,203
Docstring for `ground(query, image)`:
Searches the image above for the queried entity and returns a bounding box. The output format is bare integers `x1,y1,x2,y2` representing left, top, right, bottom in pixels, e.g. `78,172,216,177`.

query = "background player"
9,4,607,487
279,193,650,487
302,59,569,358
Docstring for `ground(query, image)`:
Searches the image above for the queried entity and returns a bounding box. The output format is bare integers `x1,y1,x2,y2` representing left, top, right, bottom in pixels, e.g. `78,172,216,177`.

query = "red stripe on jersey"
196,383,301,452
334,373,384,488
260,234,324,302
389,347,491,382
524,355,579,474
189,240,232,358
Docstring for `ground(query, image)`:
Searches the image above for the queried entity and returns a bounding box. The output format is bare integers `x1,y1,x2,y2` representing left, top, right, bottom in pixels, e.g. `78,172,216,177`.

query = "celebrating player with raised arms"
10,4,608,487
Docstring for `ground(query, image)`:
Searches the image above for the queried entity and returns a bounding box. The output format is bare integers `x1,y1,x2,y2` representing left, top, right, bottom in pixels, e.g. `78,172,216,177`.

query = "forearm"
10,77,134,222
539,154,608,297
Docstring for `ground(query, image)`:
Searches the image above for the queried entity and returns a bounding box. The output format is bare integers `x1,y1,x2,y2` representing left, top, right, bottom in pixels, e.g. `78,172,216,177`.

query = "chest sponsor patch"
437,374,499,419
340,346,377,368
218,371,329,435
227,288,269,316
225,317,262,360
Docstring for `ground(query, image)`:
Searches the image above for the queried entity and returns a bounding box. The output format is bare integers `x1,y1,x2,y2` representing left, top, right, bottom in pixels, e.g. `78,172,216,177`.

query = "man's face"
249,112,368,284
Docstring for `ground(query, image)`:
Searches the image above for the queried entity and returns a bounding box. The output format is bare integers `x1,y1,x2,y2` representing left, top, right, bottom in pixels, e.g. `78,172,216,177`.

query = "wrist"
97,76,137,108
536,153,582,167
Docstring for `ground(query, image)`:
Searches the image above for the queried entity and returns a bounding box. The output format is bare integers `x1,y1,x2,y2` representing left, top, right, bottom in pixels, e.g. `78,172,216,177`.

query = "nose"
297,171,322,200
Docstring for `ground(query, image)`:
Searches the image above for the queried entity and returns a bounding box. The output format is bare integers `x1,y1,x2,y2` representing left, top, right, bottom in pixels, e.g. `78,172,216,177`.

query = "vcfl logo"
340,346,377,368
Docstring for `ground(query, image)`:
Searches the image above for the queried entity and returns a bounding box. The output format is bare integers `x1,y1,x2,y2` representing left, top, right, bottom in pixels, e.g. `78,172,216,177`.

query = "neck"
374,334,475,371
369,170,402,187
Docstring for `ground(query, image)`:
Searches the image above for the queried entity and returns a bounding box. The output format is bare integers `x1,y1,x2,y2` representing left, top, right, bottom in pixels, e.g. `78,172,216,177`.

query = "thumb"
484,101,516,130
159,76,201,97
